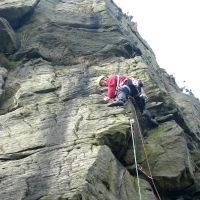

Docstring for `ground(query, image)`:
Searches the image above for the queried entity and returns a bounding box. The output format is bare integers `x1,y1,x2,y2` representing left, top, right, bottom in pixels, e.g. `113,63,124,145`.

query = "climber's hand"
104,96,110,101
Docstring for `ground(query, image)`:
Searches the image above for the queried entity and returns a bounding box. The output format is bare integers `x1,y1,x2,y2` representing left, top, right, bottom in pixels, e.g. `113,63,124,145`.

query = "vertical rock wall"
0,0,200,199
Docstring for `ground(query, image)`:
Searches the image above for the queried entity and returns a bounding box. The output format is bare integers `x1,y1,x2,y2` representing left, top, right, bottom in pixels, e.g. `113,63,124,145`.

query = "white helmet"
96,75,105,86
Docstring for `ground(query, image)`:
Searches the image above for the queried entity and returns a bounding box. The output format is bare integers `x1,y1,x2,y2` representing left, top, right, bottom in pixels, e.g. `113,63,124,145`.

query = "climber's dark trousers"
135,96,153,119
115,79,153,117
117,82,146,110
117,87,130,102
117,80,157,127
134,96,145,113
117,83,153,120
117,79,138,102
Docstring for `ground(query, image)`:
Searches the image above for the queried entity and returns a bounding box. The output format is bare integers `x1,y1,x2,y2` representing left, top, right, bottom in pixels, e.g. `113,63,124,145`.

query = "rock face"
0,0,200,200
13,0,143,65
0,66,7,96
0,0,40,28
0,17,18,54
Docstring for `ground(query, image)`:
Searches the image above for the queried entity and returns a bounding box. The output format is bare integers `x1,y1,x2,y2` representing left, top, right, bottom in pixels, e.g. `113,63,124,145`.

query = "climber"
97,75,158,128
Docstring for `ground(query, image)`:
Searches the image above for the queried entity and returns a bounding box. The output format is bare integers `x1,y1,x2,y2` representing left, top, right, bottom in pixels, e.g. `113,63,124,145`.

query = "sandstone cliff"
0,0,200,200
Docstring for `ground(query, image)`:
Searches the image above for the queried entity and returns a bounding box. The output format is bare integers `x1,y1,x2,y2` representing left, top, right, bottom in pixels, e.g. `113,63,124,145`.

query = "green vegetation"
38,196,51,200
0,85,18,114
0,53,22,70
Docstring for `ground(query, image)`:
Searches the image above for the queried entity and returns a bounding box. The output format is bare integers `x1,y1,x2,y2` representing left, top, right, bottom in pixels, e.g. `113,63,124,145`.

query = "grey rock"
0,144,157,200
0,17,18,53
0,66,7,96
13,0,143,65
0,0,40,28
0,0,200,200
143,121,195,193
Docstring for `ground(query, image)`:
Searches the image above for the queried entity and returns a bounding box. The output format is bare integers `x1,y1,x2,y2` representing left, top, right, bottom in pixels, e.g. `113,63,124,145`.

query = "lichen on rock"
0,0,200,200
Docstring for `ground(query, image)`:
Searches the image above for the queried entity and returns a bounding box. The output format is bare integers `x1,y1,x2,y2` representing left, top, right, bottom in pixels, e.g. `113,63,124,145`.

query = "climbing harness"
116,75,131,93
130,118,142,200
128,98,162,200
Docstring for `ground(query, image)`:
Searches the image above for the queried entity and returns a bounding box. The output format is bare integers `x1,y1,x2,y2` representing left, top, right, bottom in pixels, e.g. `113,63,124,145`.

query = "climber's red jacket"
106,75,128,98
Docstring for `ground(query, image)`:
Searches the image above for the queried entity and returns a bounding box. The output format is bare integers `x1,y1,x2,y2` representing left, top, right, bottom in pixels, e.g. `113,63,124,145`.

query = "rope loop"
130,119,142,200
128,99,162,200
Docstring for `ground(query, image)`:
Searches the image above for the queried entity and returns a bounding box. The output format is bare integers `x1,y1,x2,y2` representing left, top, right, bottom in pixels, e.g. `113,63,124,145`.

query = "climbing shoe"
149,118,159,128
108,100,124,107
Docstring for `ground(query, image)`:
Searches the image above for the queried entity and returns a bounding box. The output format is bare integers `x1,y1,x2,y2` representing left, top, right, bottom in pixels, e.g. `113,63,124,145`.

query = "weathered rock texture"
0,0,200,200
0,71,7,108
0,0,40,28
0,17,19,54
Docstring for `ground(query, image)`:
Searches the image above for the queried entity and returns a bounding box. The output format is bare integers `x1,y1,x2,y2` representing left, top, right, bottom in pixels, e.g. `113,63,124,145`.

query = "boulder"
0,142,157,199
141,121,195,194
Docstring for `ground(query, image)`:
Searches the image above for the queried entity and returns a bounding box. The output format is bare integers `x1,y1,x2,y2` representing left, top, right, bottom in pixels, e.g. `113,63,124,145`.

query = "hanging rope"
130,118,142,200
128,98,162,200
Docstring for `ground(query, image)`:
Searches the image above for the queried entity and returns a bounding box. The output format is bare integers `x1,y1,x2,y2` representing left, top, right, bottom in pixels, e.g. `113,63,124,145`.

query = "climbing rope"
128,98,162,200
130,118,142,200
